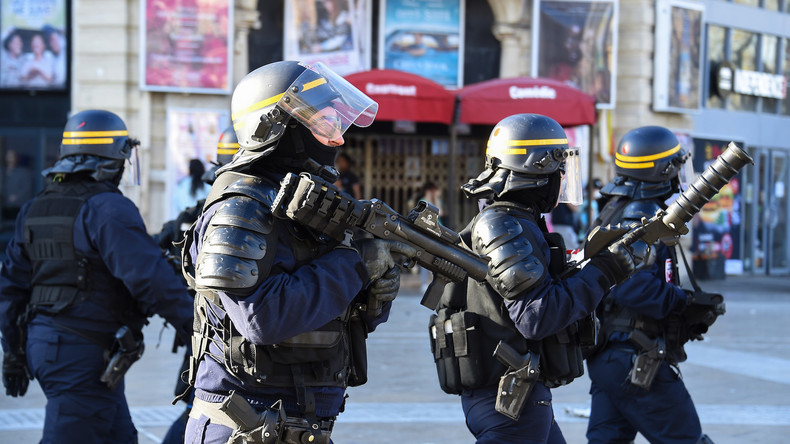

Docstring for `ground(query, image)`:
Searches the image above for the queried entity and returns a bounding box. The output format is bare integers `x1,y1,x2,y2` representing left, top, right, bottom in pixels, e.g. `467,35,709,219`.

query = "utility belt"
429,306,589,395
190,392,334,444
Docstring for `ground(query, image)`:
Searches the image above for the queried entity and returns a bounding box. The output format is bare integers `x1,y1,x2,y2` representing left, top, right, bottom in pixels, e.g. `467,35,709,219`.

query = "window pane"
733,0,759,6
764,0,779,11
784,39,790,115
763,35,780,113
729,29,758,112
707,25,727,109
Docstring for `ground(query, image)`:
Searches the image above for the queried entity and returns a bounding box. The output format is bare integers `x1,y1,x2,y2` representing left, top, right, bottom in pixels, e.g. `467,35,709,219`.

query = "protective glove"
368,267,401,302
589,241,638,287
355,238,418,281
3,352,32,397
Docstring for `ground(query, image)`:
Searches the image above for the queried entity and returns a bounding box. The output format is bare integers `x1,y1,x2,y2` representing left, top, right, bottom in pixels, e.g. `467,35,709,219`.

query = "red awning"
457,77,597,127
345,69,456,125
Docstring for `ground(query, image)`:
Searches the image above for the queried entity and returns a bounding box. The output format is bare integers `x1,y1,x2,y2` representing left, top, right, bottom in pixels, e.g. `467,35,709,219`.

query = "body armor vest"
185,172,360,407
431,203,588,394
23,179,140,325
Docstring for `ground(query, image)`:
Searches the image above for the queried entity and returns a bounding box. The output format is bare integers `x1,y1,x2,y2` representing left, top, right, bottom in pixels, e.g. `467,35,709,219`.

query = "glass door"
768,151,790,274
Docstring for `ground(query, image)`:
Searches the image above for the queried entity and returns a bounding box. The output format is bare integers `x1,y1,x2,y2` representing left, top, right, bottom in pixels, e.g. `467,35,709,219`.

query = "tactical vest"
23,179,141,326
183,172,364,412
431,203,589,394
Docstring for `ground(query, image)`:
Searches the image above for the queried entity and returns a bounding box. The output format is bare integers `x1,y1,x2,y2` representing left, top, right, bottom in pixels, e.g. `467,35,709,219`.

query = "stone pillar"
233,0,261,85
488,0,532,77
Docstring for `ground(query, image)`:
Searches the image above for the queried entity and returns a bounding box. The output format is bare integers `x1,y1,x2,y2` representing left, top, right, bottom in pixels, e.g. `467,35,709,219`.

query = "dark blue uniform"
458,208,623,444
184,175,389,443
586,242,701,444
0,185,193,444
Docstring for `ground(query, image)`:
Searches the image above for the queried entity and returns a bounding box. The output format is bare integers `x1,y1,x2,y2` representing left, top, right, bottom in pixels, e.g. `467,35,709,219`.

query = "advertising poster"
0,0,67,90
284,0,371,75
166,108,230,218
532,0,617,108
653,0,703,112
141,0,232,93
691,138,744,268
379,0,464,88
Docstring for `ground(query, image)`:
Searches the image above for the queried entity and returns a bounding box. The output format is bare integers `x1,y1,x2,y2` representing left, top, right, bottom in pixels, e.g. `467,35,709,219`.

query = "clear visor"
120,146,140,186
278,62,378,142
677,158,693,190
557,152,583,205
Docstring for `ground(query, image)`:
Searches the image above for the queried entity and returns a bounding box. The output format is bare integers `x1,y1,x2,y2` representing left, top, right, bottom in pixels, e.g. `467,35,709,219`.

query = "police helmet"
60,110,137,160
615,126,689,185
463,114,582,207
227,61,377,171
216,125,239,166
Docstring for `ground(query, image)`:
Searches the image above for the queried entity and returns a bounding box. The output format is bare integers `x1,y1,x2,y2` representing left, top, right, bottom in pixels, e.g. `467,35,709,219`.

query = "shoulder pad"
195,196,278,292
204,171,278,211
622,199,662,224
472,208,545,300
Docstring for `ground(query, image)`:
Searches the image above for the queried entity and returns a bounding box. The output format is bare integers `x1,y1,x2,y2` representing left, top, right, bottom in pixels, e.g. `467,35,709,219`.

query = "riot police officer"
585,126,714,444
181,61,414,443
159,125,239,444
0,109,193,443
431,113,646,444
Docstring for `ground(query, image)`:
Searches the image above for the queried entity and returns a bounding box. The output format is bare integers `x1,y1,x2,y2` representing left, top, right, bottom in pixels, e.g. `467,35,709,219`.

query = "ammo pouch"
429,307,485,394
534,320,585,388
347,313,368,387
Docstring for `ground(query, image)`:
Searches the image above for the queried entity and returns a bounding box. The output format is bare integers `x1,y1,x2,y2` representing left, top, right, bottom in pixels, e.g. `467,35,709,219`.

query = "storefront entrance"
745,148,790,275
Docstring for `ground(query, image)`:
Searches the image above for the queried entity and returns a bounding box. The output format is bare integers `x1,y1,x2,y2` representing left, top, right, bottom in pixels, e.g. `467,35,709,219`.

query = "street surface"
1,274,789,443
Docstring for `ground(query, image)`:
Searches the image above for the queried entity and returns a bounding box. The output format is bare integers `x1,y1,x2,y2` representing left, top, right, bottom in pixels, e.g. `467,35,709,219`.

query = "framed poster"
532,0,618,108
166,108,230,218
140,0,233,94
379,0,465,88
0,0,67,90
284,0,371,75
653,0,704,112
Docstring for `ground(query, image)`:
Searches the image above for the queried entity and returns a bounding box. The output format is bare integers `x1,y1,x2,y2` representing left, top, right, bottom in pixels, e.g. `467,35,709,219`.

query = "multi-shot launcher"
271,172,489,311
584,142,753,260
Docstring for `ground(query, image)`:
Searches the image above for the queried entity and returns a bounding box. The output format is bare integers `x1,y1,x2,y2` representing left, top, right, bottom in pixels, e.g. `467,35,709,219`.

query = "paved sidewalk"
1,273,788,443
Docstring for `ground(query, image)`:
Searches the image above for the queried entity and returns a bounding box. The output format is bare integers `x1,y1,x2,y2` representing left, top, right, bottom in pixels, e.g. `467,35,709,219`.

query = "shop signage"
509,85,557,100
365,83,417,96
733,69,787,99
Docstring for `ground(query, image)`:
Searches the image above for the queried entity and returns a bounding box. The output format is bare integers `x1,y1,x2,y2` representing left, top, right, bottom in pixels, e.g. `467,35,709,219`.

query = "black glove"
3,352,32,397
355,238,417,281
368,267,401,302
589,242,637,287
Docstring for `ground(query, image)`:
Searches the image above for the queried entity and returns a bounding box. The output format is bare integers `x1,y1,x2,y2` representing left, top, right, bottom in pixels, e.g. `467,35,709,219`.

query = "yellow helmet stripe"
302,77,327,92
62,138,115,145
231,92,285,121
486,138,568,155
615,159,655,169
217,142,240,149
217,148,238,155
63,130,128,137
616,144,680,163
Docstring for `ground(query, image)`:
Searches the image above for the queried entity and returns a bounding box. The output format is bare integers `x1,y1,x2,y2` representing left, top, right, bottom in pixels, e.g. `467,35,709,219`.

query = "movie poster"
532,0,617,107
379,0,464,88
691,138,744,266
654,0,704,112
166,108,229,218
284,0,371,75
141,0,232,93
0,0,67,90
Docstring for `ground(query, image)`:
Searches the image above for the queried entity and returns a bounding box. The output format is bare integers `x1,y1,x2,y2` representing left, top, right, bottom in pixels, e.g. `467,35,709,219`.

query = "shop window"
762,34,780,113
706,25,727,109
733,0,759,6
783,38,790,115
729,29,759,111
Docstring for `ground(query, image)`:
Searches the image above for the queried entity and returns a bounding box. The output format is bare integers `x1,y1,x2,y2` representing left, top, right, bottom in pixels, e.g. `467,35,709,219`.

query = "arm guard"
471,209,545,300
195,196,277,293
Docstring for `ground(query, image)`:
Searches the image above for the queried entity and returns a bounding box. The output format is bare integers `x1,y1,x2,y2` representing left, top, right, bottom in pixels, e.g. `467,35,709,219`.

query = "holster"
626,330,665,391
100,326,144,390
493,341,541,421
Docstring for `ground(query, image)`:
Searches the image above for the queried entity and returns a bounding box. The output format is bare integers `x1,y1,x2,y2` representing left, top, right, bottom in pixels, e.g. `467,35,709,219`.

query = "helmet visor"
677,156,693,190
120,144,140,186
278,62,378,142
557,151,582,205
